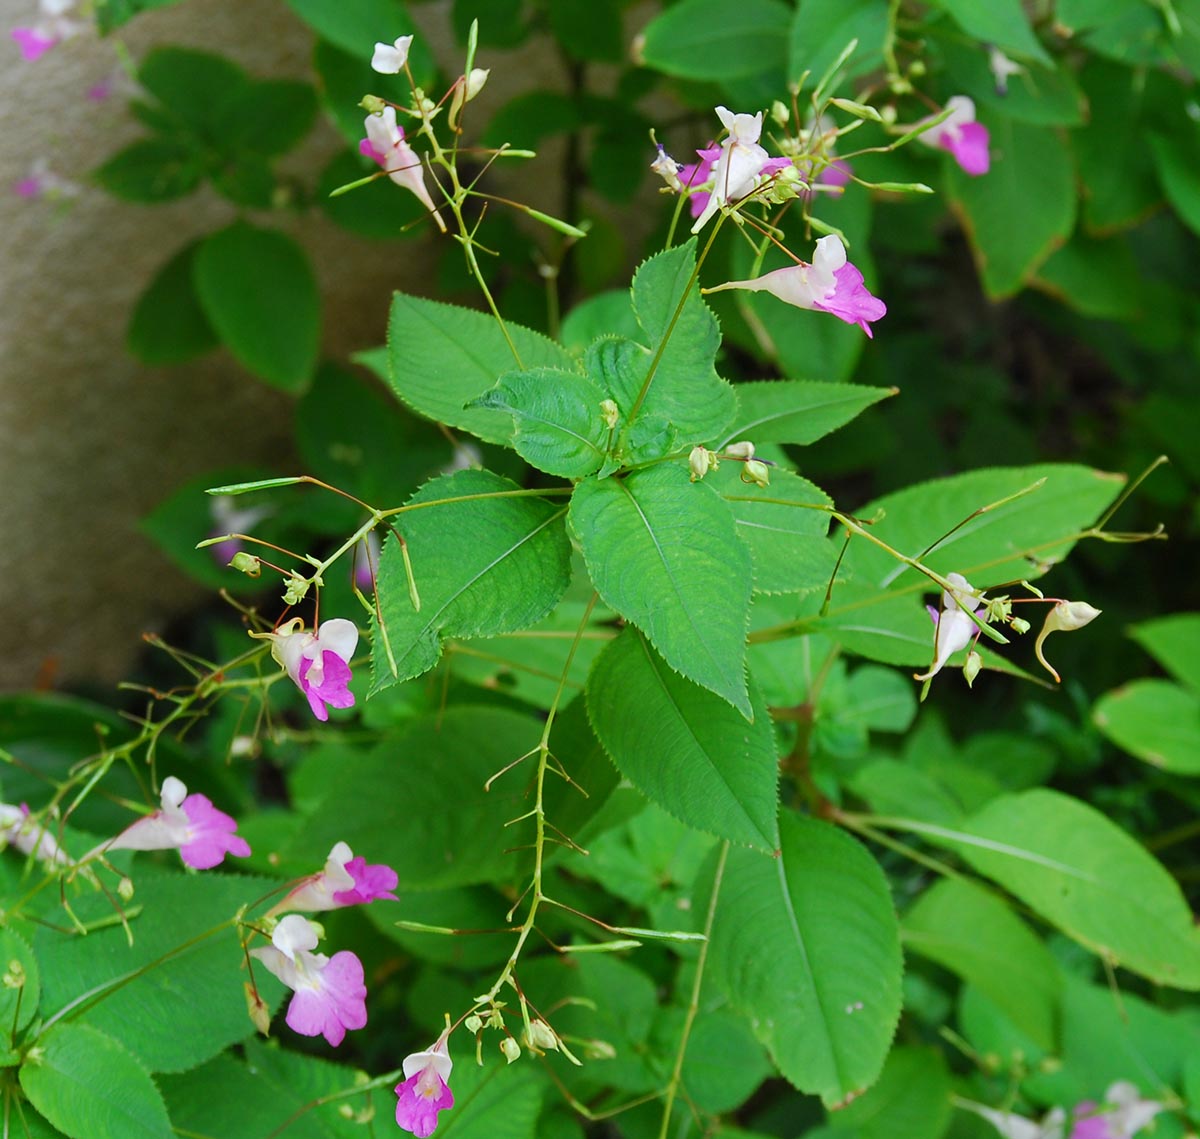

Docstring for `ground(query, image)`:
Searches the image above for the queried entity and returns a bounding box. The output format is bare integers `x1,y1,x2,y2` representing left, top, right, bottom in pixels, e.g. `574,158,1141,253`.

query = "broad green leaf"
849,760,964,827
435,1036,545,1139
452,0,528,48
719,380,895,448
928,0,1052,64
370,469,572,692
370,886,516,969
1130,612,1200,693
947,119,1076,299
193,222,319,391
570,464,753,716
137,47,247,130
1093,679,1200,774
1033,234,1142,321
0,929,39,1033
472,368,610,478
922,790,1200,989
587,629,780,850
383,295,575,445
788,0,890,89
287,706,543,890
903,878,1060,1050
828,1047,951,1139
548,0,623,61
559,290,641,353
1074,59,1162,232
710,813,903,1106
623,238,735,445
285,0,416,58
213,79,318,157
20,1024,173,1139
36,873,282,1074
318,150,423,238
93,139,204,202
640,0,791,80
710,463,835,594
672,1007,774,1113
838,463,1124,592
126,241,218,365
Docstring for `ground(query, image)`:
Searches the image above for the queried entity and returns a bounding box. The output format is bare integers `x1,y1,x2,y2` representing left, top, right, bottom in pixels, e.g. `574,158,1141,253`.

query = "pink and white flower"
360,106,446,231
0,802,70,866
12,157,81,201
914,95,990,176
395,1036,454,1137
962,1081,1164,1139
11,0,83,60
915,572,984,682
704,234,886,337
273,841,398,914
371,35,413,74
101,776,251,869
250,914,368,1047
690,107,791,233
262,617,359,722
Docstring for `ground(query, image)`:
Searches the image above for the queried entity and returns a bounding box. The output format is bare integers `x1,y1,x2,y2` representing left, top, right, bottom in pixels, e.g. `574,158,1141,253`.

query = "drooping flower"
1034,599,1101,684
360,106,446,231
11,0,83,60
250,915,368,1047
690,107,791,233
914,95,990,176
703,234,886,337
273,841,398,915
0,802,71,866
260,617,359,722
395,1036,454,1138
100,776,251,869
915,572,984,682
371,34,413,74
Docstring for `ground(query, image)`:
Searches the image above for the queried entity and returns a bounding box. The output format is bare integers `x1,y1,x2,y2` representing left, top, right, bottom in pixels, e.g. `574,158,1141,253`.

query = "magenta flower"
360,106,446,232
250,915,368,1047
101,776,251,869
12,26,55,59
704,234,886,337
11,157,80,202
915,95,990,176
1,802,70,866
11,0,83,60
273,841,398,914
915,573,983,683
263,618,359,722
395,1037,454,1138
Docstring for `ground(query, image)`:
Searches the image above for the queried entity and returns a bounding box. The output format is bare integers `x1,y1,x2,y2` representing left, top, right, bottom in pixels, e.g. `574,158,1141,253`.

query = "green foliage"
788,0,890,89
126,241,218,365
827,1046,951,1139
639,0,792,80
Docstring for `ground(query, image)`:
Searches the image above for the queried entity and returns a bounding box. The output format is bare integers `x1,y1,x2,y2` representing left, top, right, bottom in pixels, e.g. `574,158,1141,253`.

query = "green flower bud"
118,876,135,901
230,551,262,578
500,1037,521,1064
583,1038,617,1060
770,99,790,126
963,650,983,688
464,1014,483,1034
724,440,755,460
600,399,620,430
743,459,771,488
1034,600,1101,683
526,1019,559,1052
359,94,387,115
688,446,712,482
1010,616,1031,635
283,573,310,606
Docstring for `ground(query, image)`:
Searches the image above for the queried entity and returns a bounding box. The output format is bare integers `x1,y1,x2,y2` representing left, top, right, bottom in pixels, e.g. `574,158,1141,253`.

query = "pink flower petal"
812,262,887,337
359,137,385,165
12,28,57,61
819,159,852,189
395,1070,454,1138
333,856,399,906
13,177,41,198
179,793,251,869
298,650,355,722
284,951,367,1047
942,121,990,176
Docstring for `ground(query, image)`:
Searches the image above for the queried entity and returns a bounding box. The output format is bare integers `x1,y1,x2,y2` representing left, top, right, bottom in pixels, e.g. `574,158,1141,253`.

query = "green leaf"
436,1054,545,1139
925,789,1200,989
137,47,248,134
1093,679,1200,775
213,79,318,156
36,874,282,1073
559,290,642,353
289,706,544,890
318,150,423,239
285,0,416,58
828,1047,951,1139
674,1007,774,1113
548,0,623,61
1033,233,1142,321
0,928,39,1034
1129,612,1200,692
719,380,895,448
788,0,890,89
928,0,1053,64
623,238,735,445
192,222,319,391
371,469,572,692
849,760,964,827
587,629,779,850
709,812,903,1106
710,463,835,595
947,119,1076,299
93,0,182,33
93,139,204,202
640,0,791,80
472,369,611,478
20,1024,173,1139
383,294,575,445
570,464,753,716
313,38,427,146
126,242,218,365
903,878,1060,1050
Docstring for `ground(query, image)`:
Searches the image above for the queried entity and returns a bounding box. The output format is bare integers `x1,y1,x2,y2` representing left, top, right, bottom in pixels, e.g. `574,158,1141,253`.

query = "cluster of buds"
916,573,1101,694
688,440,772,487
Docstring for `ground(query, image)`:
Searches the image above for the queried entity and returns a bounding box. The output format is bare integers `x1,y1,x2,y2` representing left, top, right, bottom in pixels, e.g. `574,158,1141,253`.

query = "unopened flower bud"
770,100,790,126
688,446,712,482
963,650,983,688
485,1008,505,1030
651,144,684,192
526,1019,559,1052
118,876,135,901
1034,600,1102,683
359,94,387,115
724,440,755,460
245,983,272,1035
1010,616,1031,635
230,551,262,577
583,1038,616,1060
600,399,620,430
500,1036,521,1063
743,459,771,488
3,960,25,989
880,104,897,125
283,572,310,606
464,1014,483,1034
449,67,491,130
909,59,927,78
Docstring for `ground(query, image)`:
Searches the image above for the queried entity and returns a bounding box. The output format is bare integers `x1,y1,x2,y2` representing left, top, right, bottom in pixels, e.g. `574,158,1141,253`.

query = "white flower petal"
316,618,359,664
